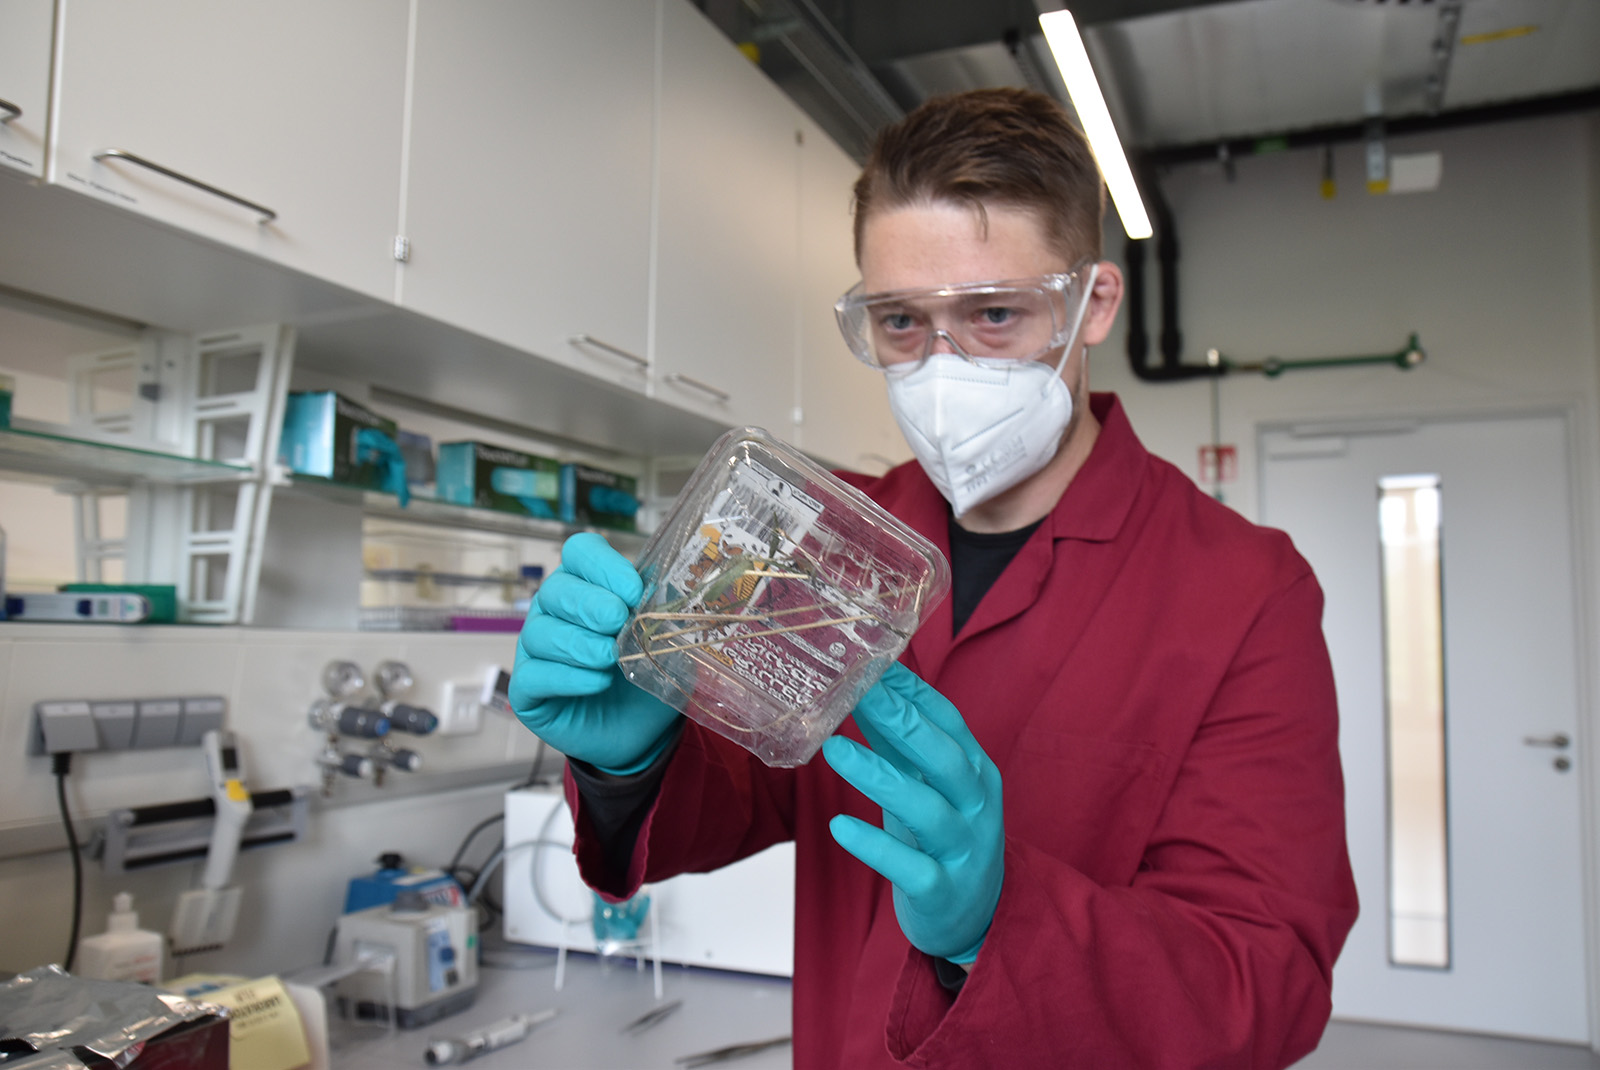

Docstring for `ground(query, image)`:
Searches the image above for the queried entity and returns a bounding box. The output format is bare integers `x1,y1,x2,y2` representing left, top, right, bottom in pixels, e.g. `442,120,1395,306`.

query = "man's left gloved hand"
823,663,1004,965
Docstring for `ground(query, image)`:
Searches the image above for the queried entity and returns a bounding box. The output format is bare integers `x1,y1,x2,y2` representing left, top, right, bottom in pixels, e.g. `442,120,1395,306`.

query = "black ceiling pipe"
1119,85,1600,385
1139,86,1600,170
1120,87,1600,384
1154,177,1182,371
1124,232,1149,369
1123,161,1218,382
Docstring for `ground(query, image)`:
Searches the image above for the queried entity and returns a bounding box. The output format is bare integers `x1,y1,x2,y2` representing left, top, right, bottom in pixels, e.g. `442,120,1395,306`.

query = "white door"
1261,413,1588,1042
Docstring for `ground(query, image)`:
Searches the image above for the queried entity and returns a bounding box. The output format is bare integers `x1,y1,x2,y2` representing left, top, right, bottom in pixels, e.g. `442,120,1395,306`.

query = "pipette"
424,1008,558,1065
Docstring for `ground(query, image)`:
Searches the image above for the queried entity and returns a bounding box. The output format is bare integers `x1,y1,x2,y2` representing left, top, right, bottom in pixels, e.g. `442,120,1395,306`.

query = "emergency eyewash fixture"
1039,8,1152,240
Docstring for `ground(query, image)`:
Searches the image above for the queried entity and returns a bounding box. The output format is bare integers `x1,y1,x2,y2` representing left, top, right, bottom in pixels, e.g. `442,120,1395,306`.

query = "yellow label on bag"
203,976,312,1070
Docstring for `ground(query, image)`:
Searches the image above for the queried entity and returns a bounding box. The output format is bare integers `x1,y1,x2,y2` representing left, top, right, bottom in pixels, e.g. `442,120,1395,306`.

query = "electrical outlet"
436,680,484,736
29,696,228,755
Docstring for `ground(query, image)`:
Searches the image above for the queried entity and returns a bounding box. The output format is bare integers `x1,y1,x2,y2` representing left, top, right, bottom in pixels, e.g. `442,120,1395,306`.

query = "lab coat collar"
905,392,1150,674
1042,392,1148,545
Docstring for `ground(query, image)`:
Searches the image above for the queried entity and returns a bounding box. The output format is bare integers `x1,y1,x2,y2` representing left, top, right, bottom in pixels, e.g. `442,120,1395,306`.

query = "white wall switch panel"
436,680,484,736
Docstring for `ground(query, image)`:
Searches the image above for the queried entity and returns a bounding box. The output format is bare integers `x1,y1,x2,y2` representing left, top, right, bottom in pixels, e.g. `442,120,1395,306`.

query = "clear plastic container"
617,427,950,767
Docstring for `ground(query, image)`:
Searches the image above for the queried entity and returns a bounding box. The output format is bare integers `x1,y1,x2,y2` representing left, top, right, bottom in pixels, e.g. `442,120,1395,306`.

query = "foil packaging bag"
0,966,227,1069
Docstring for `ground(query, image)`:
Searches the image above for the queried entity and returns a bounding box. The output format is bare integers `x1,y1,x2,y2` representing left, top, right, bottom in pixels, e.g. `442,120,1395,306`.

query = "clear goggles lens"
833,270,1090,369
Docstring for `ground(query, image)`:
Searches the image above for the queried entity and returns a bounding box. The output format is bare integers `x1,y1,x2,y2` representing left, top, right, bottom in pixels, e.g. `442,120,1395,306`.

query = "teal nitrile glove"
823,663,1004,964
509,532,681,775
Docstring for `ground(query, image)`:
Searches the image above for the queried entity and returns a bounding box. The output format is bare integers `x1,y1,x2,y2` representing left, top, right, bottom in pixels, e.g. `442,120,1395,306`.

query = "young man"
512,88,1357,1068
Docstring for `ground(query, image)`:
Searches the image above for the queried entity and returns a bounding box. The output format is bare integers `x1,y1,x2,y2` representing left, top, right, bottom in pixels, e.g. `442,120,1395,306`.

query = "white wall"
1092,114,1599,527
0,624,544,977
1,368,83,591
0,781,514,980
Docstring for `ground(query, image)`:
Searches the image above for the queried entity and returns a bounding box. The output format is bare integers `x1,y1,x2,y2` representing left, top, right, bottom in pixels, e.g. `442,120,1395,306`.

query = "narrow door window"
1378,474,1449,968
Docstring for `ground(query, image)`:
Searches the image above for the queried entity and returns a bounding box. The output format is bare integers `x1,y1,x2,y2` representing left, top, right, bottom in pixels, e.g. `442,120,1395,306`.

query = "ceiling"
697,0,1600,162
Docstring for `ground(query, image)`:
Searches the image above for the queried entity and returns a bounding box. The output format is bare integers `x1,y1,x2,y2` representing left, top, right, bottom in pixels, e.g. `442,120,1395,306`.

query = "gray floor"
331,946,792,1070
327,947,1600,1069
1294,1021,1600,1069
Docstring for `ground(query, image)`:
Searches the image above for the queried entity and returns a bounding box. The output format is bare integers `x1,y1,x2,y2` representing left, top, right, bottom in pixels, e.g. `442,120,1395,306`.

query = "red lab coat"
569,394,1358,1068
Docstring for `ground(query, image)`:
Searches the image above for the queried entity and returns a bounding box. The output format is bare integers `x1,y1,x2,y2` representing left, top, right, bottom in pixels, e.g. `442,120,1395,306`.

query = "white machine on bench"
501,787,794,978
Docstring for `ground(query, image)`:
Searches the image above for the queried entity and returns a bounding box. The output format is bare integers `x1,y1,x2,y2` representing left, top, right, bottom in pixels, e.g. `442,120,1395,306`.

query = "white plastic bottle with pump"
78,892,165,983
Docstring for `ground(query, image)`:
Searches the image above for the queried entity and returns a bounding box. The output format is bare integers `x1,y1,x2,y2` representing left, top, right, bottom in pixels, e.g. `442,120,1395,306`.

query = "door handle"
0,97,20,122
1523,732,1571,749
93,149,277,221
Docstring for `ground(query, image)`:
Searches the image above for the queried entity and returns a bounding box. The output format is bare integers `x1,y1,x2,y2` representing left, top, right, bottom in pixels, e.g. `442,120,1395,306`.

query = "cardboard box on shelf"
560,463,640,532
436,441,561,519
278,391,398,491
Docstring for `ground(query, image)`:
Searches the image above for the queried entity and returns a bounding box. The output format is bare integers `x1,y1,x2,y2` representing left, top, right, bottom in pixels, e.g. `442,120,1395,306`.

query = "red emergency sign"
1199,444,1238,484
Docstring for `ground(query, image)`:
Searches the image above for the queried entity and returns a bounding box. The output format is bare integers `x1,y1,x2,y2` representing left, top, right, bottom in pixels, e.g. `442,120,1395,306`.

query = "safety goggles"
833,267,1093,370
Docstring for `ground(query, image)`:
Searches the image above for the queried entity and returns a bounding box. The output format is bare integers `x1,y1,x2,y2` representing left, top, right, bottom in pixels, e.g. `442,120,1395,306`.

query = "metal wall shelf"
280,471,650,548
0,427,253,488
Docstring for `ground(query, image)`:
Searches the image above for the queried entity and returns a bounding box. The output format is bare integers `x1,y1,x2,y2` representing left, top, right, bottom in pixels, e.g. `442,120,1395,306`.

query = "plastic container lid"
617,427,950,767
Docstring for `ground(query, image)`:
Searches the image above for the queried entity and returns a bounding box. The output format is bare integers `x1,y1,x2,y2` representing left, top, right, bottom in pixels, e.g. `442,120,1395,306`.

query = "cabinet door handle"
570,334,648,370
664,373,730,403
93,149,277,222
0,97,20,122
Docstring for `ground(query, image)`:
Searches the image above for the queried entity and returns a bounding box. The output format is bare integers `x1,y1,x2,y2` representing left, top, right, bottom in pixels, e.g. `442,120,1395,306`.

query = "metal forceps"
620,999,682,1036
674,1034,792,1067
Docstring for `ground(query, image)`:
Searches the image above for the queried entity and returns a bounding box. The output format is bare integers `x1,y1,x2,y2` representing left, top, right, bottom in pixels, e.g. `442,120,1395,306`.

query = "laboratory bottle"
77,892,165,983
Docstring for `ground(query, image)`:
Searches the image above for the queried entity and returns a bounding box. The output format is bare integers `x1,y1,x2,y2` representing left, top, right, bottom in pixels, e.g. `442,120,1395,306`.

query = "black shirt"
947,515,1045,634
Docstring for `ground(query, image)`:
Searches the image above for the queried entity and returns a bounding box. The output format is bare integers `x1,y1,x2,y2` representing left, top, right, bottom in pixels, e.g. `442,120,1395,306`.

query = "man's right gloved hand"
510,532,682,775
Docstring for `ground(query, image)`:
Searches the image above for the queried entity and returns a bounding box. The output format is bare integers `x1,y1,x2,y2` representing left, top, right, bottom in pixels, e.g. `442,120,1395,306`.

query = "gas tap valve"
373,660,438,735
316,743,375,795
310,659,392,738
386,746,423,773
366,740,424,787
308,697,391,739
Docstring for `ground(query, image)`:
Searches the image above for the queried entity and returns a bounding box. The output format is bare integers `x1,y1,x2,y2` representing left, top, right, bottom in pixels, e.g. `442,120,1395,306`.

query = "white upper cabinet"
654,0,799,437
397,0,655,390
793,113,906,474
0,0,54,177
49,0,409,300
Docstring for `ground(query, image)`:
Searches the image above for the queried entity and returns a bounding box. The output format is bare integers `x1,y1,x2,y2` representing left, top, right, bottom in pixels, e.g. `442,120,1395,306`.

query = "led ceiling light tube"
1039,8,1152,240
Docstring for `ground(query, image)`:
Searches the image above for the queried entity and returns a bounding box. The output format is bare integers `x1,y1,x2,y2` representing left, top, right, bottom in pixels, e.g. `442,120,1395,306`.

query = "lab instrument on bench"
332,892,478,1028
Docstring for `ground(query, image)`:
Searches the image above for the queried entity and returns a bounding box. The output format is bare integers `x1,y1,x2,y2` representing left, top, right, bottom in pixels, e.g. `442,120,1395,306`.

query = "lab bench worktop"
330,946,793,1070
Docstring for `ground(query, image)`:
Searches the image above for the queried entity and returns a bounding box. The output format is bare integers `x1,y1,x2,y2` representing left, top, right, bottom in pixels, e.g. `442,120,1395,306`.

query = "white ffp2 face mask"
884,266,1097,516
885,355,1074,516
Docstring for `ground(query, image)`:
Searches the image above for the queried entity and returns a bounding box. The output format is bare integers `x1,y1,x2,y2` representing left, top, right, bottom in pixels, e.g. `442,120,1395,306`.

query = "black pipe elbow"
1125,236,1149,366
1123,161,1216,383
